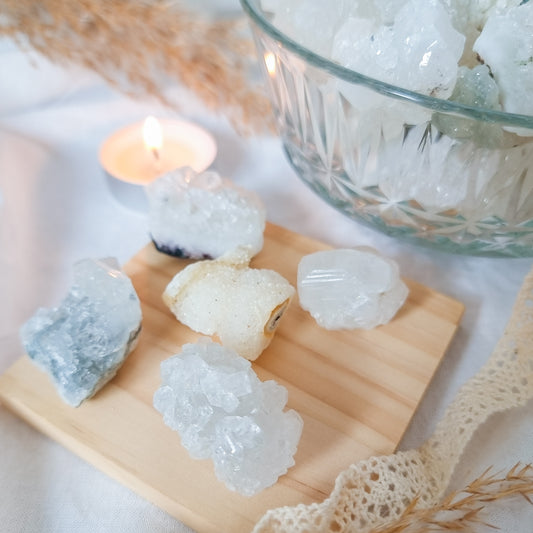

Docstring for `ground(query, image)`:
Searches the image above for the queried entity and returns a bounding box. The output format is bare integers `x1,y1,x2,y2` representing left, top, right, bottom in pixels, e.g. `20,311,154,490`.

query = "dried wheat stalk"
372,463,533,533
0,0,273,133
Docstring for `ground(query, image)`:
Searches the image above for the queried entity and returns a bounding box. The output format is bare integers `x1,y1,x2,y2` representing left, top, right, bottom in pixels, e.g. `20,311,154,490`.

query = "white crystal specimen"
153,338,303,496
263,0,353,57
332,0,465,99
445,0,523,34
298,249,408,330
349,0,407,25
444,0,522,65
163,247,295,360
20,258,142,407
147,167,266,260
473,2,533,126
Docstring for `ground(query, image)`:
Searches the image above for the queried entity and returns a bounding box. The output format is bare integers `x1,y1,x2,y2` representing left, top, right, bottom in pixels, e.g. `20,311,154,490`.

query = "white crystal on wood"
153,338,303,496
297,249,408,330
147,167,266,259
20,258,142,407
163,247,295,360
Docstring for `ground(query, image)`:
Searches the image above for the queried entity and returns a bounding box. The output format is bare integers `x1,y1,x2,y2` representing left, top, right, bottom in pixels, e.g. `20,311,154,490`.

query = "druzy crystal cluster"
153,338,303,496
20,258,142,407
298,249,408,330
163,246,295,361
147,167,266,260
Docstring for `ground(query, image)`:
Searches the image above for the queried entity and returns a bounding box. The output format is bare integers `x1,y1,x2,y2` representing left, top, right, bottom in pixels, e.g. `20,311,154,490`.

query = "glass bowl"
240,0,533,257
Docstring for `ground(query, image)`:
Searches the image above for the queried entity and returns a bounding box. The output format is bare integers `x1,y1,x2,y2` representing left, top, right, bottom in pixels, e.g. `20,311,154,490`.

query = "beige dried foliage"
372,463,533,533
1,0,273,133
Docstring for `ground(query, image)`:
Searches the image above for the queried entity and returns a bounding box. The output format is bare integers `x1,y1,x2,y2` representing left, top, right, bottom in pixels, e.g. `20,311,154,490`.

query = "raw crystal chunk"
445,0,522,64
263,0,352,57
332,0,465,99
297,249,408,330
147,167,266,260
473,2,533,129
20,258,142,407
153,338,303,496
163,247,294,360
446,0,523,36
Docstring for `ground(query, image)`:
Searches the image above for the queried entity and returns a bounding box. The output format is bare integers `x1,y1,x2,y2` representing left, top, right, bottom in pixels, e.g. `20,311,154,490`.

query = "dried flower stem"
372,463,533,533
1,0,273,133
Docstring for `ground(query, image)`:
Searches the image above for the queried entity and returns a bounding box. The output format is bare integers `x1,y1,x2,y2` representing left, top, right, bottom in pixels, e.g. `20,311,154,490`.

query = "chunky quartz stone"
473,2,533,127
147,167,266,260
153,338,303,496
20,258,142,407
297,248,408,330
332,0,465,99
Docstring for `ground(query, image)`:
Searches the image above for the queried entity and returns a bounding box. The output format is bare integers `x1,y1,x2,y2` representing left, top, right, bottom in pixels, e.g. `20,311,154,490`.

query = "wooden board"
0,223,464,533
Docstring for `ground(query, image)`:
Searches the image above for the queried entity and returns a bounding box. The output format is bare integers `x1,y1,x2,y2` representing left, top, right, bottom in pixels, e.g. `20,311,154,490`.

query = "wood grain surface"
0,222,464,533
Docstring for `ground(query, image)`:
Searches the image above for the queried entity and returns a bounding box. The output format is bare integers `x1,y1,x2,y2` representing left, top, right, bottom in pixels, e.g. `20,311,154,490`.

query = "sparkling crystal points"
297,249,408,330
153,338,303,496
20,258,142,407
332,0,465,99
147,167,266,260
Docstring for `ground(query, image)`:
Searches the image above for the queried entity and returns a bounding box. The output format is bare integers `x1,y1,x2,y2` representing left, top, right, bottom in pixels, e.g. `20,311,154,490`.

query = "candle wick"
151,147,160,161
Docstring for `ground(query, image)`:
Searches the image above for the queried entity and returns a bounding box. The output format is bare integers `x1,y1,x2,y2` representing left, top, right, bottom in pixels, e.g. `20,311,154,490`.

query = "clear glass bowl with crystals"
240,0,533,257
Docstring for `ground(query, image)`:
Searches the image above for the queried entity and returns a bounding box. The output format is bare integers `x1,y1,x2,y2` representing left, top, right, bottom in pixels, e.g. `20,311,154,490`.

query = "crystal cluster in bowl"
241,0,533,256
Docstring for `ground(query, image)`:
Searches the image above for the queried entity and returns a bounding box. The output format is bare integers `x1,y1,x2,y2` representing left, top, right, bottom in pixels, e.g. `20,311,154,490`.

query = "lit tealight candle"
100,117,217,184
99,116,217,209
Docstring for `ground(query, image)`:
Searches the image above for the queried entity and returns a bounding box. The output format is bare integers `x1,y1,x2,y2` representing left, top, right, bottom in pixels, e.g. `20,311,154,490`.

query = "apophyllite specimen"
153,338,303,496
297,248,408,330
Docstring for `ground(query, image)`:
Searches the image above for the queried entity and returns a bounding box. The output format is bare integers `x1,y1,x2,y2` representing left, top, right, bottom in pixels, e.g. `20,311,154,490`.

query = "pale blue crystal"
20,258,142,407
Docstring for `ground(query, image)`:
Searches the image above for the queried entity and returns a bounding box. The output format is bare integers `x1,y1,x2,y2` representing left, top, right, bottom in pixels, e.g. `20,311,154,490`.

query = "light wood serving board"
0,223,464,533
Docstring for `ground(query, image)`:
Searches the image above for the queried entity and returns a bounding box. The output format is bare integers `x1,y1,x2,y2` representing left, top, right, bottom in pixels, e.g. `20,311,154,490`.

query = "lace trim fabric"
253,268,533,533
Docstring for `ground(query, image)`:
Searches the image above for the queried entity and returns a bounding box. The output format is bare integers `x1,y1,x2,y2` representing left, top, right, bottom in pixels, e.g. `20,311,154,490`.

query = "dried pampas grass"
0,0,273,133
372,463,533,533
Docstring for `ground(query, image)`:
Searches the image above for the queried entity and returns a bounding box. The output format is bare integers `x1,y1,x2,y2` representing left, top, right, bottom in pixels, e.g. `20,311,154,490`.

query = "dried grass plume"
372,463,533,533
0,0,273,133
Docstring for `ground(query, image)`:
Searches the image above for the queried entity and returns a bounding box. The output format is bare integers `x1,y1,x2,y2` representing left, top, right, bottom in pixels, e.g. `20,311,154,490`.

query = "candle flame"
264,52,276,76
143,116,163,152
